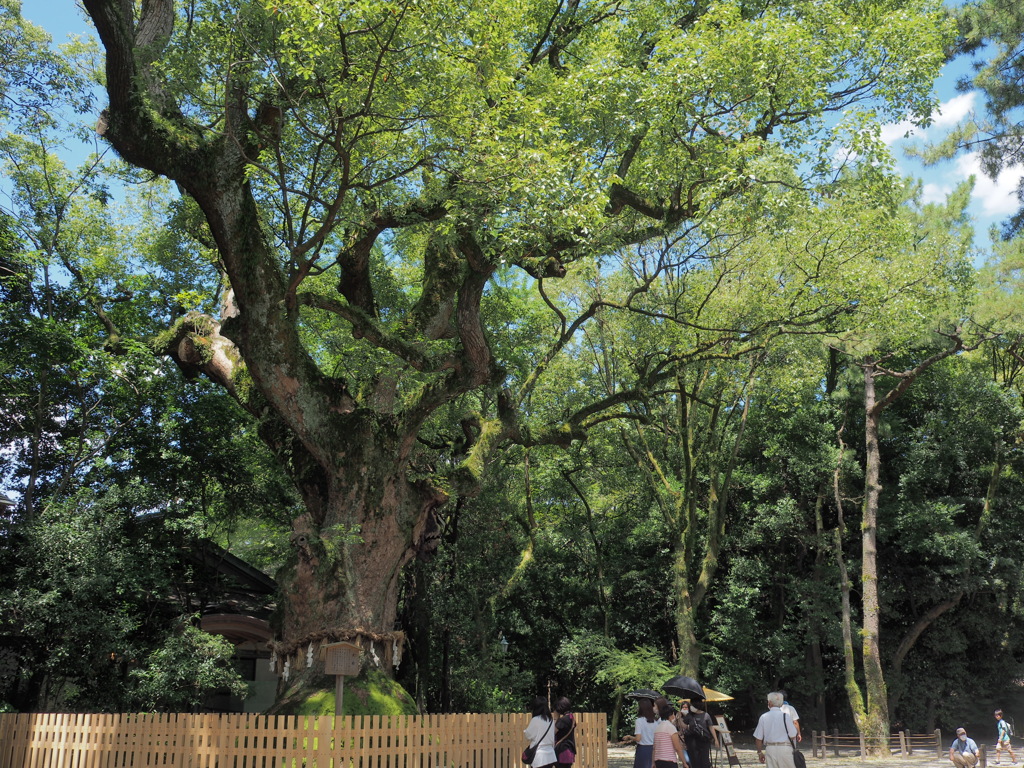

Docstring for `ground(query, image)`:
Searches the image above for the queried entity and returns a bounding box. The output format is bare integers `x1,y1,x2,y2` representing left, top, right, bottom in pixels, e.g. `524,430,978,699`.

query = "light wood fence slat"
367,714,379,768
0,715,13,768
457,713,465,764
78,714,94,768
373,715,385,768
18,714,35,768
357,715,370,768
28,712,50,768
11,715,25,768
22,713,40,768
78,713,93,768
0,712,606,768
371,716,381,768
21,714,38,768
97,714,113,768
255,715,273,768
421,713,432,768
465,714,476,768
40,713,52,768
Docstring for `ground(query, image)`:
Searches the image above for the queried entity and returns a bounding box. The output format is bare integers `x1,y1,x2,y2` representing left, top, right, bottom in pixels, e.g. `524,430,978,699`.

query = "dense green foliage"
0,2,295,710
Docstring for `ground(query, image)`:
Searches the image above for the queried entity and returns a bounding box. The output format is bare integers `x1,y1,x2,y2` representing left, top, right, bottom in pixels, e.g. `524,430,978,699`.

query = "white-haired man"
754,692,798,768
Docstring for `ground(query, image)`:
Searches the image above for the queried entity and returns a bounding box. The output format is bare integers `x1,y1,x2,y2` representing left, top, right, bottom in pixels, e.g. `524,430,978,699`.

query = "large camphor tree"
80,0,951,707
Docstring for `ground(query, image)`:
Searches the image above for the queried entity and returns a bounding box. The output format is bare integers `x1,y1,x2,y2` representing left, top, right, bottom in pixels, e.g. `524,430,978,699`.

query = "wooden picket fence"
811,729,944,759
0,712,608,768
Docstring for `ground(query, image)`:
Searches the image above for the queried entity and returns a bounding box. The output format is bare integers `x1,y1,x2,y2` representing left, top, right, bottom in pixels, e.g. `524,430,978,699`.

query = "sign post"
323,641,362,714
715,715,742,767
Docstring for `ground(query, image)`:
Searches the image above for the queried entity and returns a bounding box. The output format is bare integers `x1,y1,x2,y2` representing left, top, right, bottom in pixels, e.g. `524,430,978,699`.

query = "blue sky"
881,68,1022,243
23,0,1021,248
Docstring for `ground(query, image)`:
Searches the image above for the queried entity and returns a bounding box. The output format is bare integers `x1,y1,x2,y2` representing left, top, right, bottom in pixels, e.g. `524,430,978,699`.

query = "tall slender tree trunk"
808,347,842,731
835,340,966,752
410,561,431,711
833,426,866,732
809,488,830,730
860,362,890,753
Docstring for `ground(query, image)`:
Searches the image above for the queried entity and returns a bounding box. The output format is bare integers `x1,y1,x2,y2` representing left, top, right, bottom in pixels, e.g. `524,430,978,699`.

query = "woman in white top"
524,696,558,768
623,697,658,768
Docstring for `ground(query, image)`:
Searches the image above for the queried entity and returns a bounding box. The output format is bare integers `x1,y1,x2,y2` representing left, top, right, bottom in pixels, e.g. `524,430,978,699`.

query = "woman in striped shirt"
653,704,689,768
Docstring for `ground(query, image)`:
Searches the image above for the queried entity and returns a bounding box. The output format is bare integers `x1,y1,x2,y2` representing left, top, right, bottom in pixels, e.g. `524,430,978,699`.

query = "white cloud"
930,92,976,129
920,181,952,205
880,120,917,145
861,88,1022,232
955,152,1024,216
880,93,976,147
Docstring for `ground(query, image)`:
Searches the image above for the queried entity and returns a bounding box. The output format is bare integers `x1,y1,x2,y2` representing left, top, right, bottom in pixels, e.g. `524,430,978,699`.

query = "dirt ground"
605,740,954,768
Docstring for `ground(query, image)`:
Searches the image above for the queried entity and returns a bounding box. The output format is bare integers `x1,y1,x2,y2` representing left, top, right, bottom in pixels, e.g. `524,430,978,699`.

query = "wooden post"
323,641,362,714
899,730,908,757
936,730,944,761
811,731,817,758
980,742,988,768
834,729,840,757
859,733,866,759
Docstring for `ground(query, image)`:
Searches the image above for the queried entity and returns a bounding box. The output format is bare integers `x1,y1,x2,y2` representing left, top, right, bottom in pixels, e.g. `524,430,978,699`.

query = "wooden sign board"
715,715,741,767
323,641,361,676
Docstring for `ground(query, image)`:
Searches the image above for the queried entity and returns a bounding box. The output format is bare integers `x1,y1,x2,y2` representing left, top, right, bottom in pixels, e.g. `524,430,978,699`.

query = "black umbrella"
662,675,705,700
625,689,662,701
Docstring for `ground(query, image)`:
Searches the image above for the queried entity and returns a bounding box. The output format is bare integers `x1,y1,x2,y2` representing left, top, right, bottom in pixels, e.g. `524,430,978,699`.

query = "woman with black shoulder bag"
524,696,557,768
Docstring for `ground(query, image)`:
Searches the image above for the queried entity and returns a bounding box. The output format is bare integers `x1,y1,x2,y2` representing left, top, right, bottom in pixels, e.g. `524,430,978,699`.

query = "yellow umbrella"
701,687,734,702
673,687,734,705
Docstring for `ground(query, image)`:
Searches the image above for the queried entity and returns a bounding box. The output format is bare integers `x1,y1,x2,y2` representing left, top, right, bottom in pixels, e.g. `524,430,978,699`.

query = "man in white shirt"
754,692,798,768
779,691,802,743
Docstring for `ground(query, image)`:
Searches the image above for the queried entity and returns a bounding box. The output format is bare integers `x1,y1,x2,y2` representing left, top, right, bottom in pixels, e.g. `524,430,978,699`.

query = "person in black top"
553,696,577,768
680,701,718,768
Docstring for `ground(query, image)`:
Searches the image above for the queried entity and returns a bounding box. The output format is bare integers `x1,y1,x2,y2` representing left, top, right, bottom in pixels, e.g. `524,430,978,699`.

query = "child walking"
996,710,1017,765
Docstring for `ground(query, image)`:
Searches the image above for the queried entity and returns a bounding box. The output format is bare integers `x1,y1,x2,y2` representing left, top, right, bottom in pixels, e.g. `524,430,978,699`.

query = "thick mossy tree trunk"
269,434,448,702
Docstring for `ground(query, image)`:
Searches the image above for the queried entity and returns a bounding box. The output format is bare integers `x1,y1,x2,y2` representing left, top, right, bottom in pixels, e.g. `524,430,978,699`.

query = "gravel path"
605,741,953,768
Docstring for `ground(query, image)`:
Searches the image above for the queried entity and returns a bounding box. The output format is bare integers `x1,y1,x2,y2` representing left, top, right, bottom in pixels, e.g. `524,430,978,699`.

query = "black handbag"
523,721,553,765
688,713,713,742
784,714,806,768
